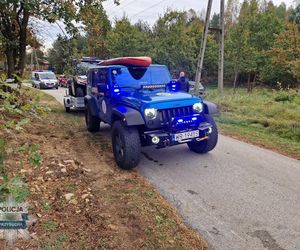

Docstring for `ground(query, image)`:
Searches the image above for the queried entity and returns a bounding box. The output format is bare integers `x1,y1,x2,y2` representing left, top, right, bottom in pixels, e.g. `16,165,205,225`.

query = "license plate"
174,130,199,141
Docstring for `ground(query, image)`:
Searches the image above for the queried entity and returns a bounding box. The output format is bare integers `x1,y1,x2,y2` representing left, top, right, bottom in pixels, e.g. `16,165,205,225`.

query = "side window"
99,69,107,85
35,73,39,80
88,69,100,87
88,70,93,86
98,68,107,94
88,68,107,94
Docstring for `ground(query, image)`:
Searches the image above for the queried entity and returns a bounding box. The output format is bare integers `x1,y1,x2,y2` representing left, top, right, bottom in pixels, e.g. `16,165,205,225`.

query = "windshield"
39,72,56,80
111,65,171,88
77,62,98,76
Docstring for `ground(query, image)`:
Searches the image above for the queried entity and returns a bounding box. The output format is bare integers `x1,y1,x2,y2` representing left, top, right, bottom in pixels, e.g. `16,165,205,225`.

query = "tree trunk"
252,73,256,90
17,9,30,76
233,71,238,94
6,49,15,78
247,73,251,93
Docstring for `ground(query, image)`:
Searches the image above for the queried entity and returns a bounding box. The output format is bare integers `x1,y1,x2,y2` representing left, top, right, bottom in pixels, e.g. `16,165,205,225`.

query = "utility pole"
194,0,212,95
30,49,33,71
218,0,225,92
34,49,39,70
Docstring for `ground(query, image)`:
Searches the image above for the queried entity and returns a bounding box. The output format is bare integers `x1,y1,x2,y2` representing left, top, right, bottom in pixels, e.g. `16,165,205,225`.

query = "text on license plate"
174,130,199,141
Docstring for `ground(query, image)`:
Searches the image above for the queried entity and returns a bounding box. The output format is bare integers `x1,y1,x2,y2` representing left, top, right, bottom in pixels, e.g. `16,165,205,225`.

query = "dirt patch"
0,94,208,249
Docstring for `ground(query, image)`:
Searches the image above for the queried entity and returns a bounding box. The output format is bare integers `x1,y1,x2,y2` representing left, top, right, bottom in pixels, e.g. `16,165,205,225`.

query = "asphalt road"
42,87,300,250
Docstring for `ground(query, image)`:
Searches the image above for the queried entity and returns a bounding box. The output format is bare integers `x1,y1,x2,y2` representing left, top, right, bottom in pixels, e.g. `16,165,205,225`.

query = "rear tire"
112,120,141,170
85,107,100,132
187,114,218,153
65,107,71,113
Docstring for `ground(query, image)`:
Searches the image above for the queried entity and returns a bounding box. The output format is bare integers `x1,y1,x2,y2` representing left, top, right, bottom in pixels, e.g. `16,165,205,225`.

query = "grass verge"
205,86,300,159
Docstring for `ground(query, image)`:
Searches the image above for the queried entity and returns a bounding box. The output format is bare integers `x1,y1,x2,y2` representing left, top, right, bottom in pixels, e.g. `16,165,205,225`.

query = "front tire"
112,121,141,170
85,107,100,132
187,114,218,153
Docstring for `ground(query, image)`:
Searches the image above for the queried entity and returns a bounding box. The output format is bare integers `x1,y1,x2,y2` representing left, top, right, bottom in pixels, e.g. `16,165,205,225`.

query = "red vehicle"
58,75,68,87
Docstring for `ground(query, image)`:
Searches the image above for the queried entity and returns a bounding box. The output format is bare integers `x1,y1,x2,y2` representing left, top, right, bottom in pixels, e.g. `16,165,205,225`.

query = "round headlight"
193,102,203,113
144,108,157,120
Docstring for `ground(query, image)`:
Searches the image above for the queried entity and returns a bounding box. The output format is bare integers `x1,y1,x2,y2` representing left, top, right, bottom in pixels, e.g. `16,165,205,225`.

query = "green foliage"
42,221,58,231
43,234,68,250
48,35,76,75
0,140,30,203
19,143,42,168
15,118,30,130
274,92,294,102
81,5,111,58
0,139,8,182
107,17,151,58
289,4,300,30
152,10,218,78
261,22,300,88
29,152,42,168
152,11,196,76
0,176,30,203
225,0,287,87
42,200,52,211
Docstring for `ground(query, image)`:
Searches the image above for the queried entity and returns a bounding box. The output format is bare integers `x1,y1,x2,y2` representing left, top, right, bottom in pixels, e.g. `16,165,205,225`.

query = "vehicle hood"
121,90,202,110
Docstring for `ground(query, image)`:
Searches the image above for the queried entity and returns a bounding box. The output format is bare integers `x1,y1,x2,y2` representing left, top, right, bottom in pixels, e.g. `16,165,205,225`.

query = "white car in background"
31,71,59,89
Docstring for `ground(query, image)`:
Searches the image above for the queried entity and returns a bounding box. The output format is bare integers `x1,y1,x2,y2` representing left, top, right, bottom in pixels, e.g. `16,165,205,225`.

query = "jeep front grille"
159,106,193,125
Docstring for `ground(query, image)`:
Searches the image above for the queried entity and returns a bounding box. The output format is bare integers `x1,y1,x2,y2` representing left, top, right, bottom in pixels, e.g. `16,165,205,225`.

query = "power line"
110,0,136,16
56,21,67,37
130,0,169,19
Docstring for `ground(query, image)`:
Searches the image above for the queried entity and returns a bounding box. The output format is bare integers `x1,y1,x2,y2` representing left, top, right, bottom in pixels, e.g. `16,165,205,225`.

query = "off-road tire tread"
112,120,141,170
188,114,218,153
85,107,100,132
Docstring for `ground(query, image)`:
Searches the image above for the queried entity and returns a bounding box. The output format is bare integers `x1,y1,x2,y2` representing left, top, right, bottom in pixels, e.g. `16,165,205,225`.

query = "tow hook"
196,136,208,142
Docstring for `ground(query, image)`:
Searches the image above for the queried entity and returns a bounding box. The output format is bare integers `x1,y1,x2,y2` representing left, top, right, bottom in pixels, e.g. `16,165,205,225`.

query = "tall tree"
81,5,111,59
289,4,300,30
225,0,240,28
261,22,300,87
0,0,118,77
106,17,151,58
47,35,75,74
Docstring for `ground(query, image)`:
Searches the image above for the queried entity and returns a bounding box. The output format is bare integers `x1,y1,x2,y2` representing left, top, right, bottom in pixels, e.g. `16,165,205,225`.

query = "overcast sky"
40,0,295,49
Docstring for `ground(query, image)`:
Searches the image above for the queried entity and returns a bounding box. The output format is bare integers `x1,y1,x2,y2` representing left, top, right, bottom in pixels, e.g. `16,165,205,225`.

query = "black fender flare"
84,95,99,116
112,106,145,126
203,101,218,115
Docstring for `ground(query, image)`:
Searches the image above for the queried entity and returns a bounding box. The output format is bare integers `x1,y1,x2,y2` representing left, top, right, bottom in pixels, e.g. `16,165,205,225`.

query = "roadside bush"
274,92,294,102
0,139,29,202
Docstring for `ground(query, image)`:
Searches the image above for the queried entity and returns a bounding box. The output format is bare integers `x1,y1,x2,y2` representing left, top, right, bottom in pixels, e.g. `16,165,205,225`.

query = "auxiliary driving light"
152,136,160,144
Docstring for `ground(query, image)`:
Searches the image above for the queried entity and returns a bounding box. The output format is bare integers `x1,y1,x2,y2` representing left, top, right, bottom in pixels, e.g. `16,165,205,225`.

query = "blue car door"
97,68,111,123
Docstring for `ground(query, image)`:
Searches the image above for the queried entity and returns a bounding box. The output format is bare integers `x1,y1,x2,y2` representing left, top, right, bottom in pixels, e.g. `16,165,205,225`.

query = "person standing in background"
177,71,189,92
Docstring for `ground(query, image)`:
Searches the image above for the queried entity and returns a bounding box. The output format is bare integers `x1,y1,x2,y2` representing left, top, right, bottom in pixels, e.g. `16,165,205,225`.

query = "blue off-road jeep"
84,63,218,169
